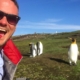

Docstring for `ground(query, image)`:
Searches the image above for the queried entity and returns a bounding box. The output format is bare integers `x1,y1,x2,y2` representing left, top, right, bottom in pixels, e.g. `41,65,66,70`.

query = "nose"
0,16,7,26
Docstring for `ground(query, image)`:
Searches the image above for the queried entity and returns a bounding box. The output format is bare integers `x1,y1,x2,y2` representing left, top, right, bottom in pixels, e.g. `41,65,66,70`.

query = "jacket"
2,39,22,80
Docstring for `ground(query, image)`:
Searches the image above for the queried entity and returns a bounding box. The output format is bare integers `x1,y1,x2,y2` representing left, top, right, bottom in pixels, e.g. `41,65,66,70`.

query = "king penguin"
68,38,79,65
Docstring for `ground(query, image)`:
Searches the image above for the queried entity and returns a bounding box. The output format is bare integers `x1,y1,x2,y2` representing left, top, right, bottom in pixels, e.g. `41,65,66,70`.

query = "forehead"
0,0,18,15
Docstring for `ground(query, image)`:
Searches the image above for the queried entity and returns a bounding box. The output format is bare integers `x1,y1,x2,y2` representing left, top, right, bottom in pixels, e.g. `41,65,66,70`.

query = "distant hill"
12,30,80,41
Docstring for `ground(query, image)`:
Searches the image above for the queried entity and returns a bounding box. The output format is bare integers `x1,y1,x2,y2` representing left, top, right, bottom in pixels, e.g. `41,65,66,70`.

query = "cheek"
8,25,16,32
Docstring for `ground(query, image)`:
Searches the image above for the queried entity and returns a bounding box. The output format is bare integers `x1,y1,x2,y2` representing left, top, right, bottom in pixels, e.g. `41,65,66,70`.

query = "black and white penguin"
29,43,37,57
68,38,79,65
36,41,43,56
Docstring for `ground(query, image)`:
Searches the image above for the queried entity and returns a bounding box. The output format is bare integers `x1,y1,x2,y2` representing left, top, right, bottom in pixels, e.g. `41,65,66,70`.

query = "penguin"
36,41,43,56
68,38,79,65
29,43,37,57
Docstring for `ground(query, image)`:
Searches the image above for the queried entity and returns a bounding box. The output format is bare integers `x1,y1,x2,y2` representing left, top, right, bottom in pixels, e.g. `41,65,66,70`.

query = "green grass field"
13,31,80,80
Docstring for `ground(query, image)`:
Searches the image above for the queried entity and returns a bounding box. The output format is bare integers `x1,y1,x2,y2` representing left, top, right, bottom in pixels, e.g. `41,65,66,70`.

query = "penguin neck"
72,41,76,44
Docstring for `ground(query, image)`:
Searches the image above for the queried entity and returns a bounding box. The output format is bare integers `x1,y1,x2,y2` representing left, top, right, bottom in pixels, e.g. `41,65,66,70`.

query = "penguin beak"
68,37,72,40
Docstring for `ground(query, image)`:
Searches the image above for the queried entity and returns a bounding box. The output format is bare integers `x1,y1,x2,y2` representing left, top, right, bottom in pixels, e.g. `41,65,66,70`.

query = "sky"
14,0,80,36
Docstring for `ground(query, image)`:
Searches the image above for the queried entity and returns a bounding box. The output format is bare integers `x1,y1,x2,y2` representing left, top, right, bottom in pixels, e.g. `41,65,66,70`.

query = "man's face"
0,0,19,47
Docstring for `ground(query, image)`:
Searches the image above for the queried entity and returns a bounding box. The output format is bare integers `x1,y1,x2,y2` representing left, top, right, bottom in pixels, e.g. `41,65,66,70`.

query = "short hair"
11,0,19,10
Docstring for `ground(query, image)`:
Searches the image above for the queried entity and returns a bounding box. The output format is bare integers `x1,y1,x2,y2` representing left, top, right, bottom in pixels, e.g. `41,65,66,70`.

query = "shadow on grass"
22,53,30,57
50,57,69,65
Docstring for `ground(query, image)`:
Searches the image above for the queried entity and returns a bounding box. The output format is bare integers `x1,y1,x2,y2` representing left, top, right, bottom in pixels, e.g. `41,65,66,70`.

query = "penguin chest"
68,44,78,58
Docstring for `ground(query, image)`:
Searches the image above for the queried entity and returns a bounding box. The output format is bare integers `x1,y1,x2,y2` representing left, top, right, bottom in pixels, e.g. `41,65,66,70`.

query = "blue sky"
14,0,80,36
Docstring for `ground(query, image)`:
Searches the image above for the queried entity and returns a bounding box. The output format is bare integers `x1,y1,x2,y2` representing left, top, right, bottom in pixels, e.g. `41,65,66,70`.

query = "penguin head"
69,37,76,44
29,42,33,46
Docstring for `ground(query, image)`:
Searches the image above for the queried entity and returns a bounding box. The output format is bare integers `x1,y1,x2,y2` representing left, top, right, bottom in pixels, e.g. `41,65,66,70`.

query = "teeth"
0,29,6,32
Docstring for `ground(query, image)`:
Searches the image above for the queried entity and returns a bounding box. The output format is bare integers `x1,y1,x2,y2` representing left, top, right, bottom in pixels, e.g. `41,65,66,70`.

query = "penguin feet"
69,62,77,66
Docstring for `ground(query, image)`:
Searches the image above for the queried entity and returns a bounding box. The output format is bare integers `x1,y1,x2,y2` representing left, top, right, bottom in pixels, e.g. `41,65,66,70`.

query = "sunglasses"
0,11,20,25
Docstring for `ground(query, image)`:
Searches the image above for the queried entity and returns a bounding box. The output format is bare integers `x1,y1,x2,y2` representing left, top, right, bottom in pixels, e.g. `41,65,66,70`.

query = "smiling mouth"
0,29,7,38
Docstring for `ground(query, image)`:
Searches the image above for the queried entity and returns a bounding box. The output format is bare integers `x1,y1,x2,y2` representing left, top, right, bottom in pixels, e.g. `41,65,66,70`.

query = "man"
0,0,22,80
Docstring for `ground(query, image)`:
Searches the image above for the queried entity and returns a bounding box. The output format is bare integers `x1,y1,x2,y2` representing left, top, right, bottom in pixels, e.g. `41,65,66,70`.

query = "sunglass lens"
0,11,4,20
7,15,20,25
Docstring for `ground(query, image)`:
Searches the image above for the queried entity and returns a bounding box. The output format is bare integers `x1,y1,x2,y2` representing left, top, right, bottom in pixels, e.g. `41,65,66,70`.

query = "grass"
13,31,80,80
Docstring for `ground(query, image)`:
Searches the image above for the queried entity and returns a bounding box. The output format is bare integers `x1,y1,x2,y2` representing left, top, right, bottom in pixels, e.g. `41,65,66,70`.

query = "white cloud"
42,19,62,23
17,19,80,30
